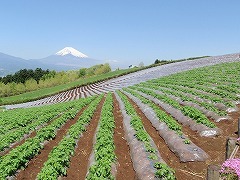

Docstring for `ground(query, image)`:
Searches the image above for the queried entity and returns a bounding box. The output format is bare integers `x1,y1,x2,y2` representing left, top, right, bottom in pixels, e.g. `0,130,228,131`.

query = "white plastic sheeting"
5,53,240,109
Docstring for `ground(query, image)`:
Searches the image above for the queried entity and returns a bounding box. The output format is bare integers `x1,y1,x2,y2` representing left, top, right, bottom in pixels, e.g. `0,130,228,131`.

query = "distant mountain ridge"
0,47,103,77
0,52,40,76
33,55,99,68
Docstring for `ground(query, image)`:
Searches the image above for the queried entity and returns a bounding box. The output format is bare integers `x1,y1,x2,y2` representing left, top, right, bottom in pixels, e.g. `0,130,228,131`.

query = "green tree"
34,68,45,84
78,68,87,78
154,59,160,64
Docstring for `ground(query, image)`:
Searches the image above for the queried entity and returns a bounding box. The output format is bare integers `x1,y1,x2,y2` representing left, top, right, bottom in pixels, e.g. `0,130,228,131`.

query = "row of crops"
6,53,240,110
0,98,95,152
0,96,97,178
0,61,239,179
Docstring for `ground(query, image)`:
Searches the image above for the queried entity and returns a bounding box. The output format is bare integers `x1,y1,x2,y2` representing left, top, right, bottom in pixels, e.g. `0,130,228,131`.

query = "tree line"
0,68,54,84
0,63,111,97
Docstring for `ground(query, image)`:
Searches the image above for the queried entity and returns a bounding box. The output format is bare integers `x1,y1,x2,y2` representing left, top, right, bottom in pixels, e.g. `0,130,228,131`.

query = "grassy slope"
0,67,143,105
0,58,205,106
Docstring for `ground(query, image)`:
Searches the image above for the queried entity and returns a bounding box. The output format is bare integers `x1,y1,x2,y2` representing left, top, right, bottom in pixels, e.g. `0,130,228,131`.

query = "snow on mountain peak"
55,47,88,58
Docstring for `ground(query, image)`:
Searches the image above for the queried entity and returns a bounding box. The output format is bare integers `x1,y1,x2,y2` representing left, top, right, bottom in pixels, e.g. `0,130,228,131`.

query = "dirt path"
62,96,105,180
112,94,136,180
15,108,86,180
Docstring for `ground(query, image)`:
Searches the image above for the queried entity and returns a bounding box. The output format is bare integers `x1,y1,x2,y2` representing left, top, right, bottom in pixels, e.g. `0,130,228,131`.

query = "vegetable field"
5,52,240,110
0,61,239,179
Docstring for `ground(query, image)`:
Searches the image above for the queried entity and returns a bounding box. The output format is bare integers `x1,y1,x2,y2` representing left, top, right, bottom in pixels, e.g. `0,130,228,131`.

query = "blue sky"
0,0,240,66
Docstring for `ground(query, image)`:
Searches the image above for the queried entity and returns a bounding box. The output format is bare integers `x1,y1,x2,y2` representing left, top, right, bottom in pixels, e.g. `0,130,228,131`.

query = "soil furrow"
15,108,86,180
112,94,136,180
128,95,240,179
82,86,88,98
127,97,205,180
62,96,105,180
0,114,62,157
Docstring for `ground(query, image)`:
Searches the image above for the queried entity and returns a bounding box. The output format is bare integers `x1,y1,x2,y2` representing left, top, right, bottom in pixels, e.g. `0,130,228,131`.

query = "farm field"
4,52,240,110
0,67,145,106
0,61,239,179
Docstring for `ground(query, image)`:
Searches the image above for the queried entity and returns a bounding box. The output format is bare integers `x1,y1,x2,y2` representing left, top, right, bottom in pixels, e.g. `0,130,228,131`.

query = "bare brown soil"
112,94,136,180
128,96,240,180
15,107,87,180
62,96,105,180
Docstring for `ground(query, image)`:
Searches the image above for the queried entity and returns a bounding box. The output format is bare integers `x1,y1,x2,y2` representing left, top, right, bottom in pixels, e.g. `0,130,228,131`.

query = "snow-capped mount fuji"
31,47,101,71
55,47,88,58
0,47,105,76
